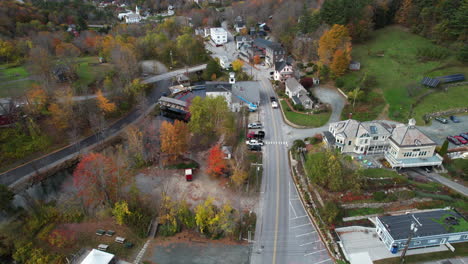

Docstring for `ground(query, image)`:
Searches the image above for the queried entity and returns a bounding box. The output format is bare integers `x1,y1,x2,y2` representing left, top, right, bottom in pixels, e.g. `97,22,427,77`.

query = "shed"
349,61,361,71
81,249,115,264
222,146,232,159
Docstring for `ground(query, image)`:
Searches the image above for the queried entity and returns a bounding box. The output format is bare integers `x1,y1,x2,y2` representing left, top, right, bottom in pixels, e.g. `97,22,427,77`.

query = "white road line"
296,231,316,238
291,223,310,229
314,258,333,264
290,215,307,220
299,240,320,246
289,200,297,217
304,249,326,256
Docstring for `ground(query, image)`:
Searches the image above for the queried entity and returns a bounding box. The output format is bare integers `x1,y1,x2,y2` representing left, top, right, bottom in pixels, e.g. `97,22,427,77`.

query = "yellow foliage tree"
330,49,351,77
318,24,352,65
112,201,131,225
160,120,189,161
25,84,47,116
232,59,244,72
96,90,116,113
48,89,73,131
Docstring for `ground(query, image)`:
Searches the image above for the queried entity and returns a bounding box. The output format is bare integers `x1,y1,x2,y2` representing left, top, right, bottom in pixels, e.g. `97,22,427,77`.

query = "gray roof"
274,60,292,72
204,82,232,93
291,95,301,105
232,81,260,104
378,209,467,240
390,124,436,147
285,77,306,95
253,38,283,51
235,35,252,42
323,131,335,145
330,119,391,138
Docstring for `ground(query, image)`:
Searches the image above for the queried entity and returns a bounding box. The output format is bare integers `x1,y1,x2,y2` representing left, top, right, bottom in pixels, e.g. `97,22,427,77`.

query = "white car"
248,122,262,129
271,101,278,108
246,139,264,146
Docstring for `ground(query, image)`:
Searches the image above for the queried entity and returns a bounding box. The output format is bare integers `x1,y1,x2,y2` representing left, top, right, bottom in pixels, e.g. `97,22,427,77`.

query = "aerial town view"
0,0,467,264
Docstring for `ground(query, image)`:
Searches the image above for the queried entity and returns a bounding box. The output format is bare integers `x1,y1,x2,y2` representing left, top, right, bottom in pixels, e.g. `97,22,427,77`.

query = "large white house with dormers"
323,119,443,168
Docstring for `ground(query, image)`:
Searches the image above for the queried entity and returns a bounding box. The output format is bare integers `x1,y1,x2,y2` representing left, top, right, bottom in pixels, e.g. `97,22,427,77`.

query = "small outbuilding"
81,249,115,264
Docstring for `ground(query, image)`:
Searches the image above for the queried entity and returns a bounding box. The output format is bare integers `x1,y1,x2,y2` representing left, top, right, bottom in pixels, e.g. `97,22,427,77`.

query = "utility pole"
169,50,173,70
400,215,422,264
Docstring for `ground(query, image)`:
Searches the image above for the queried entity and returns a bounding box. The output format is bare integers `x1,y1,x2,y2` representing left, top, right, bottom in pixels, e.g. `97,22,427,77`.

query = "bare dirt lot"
143,230,251,264
134,150,259,212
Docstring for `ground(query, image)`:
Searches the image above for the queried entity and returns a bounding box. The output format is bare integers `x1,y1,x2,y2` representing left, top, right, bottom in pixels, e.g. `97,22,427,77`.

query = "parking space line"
299,240,320,246
291,223,310,229
304,249,326,256
289,201,297,218
314,258,333,264
296,231,316,237
290,215,307,220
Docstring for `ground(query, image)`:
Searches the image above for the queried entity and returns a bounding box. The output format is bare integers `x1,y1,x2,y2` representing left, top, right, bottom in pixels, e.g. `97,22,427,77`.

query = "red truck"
185,169,193,181
247,131,265,140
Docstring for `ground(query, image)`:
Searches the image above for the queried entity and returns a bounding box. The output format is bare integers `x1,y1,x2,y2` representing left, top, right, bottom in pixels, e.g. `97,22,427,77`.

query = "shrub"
457,45,468,62
335,78,344,88
300,77,314,89
292,140,306,152
373,191,386,201
416,46,450,60
319,202,342,226
297,62,304,69
293,104,305,111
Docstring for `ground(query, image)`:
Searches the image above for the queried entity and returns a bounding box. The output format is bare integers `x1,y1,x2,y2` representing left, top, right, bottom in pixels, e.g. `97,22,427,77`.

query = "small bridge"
158,96,187,111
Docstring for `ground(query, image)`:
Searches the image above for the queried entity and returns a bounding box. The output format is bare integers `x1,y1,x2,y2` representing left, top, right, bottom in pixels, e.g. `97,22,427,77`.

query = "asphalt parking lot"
418,115,468,147
287,180,333,264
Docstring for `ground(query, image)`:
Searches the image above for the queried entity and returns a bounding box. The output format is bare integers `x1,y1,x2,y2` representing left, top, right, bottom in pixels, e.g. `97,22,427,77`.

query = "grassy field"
280,100,331,127
0,64,33,97
340,26,468,122
412,85,468,124
74,56,114,94
374,242,468,264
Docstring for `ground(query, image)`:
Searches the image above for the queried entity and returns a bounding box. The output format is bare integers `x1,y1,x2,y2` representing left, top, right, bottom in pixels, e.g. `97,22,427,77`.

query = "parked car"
248,144,262,151
454,136,467,144
271,101,278,108
270,96,276,102
447,136,461,145
248,122,262,129
247,131,265,139
460,133,468,141
450,115,460,123
246,139,264,146
434,116,448,124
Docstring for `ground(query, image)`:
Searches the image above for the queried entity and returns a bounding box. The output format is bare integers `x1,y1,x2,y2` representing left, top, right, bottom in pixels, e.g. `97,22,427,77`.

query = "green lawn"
0,64,32,97
280,100,331,127
412,85,468,124
345,207,384,217
74,56,113,94
340,26,468,122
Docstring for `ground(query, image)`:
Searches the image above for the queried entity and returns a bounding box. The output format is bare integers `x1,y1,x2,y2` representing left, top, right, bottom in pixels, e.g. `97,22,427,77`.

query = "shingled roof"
390,120,436,147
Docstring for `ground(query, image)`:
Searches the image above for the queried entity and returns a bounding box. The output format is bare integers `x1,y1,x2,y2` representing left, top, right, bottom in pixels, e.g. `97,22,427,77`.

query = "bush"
373,191,386,201
297,62,304,69
457,45,468,62
293,104,305,111
416,46,450,61
300,77,314,89
414,191,454,201
335,78,344,88
319,202,342,226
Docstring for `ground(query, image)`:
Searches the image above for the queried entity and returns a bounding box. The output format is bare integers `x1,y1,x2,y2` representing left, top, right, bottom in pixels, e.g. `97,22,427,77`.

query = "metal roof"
378,209,467,240
421,77,440,88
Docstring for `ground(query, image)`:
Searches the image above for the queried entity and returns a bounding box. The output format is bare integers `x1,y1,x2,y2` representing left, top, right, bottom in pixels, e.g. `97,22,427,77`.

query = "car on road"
270,96,276,102
460,133,468,141
271,101,278,108
434,116,448,124
248,122,262,129
246,139,264,146
454,136,467,144
247,131,265,140
248,144,262,151
447,136,461,145
450,115,460,123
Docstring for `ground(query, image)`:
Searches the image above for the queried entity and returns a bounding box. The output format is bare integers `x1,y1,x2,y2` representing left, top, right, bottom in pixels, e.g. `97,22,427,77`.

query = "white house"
326,119,392,154
205,76,260,112
219,56,231,70
385,119,443,169
118,6,141,24
210,27,228,46
234,35,252,50
274,60,294,82
234,16,246,33
285,78,313,109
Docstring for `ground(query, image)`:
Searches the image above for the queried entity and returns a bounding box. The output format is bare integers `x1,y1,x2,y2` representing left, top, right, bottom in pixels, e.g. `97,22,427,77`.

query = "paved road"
251,73,332,264
0,78,172,189
141,64,207,84
427,172,468,196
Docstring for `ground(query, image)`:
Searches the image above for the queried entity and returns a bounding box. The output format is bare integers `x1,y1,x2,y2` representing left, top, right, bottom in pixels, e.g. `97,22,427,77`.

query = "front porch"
385,152,443,169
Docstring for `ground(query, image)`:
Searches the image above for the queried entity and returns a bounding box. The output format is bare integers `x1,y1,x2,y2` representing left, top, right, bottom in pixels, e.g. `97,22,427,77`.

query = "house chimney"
408,118,416,128
229,72,236,84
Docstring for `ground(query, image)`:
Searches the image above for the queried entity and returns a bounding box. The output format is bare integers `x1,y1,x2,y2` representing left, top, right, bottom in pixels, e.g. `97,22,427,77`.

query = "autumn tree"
188,96,232,139
160,120,189,161
159,194,179,236
28,47,54,92
73,153,128,207
231,167,248,188
0,184,14,213
112,201,131,225
206,144,227,177
48,89,73,132
24,84,47,117
330,49,350,77
232,59,244,72
194,197,236,238
124,78,148,98
318,24,352,66
253,55,261,65
125,125,145,166
96,89,116,113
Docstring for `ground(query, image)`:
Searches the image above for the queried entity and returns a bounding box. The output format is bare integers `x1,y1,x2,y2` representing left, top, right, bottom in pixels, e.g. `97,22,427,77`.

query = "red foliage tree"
206,144,227,177
300,77,314,89
73,153,126,207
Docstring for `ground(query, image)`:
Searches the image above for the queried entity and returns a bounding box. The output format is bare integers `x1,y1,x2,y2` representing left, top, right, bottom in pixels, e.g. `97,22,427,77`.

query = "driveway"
418,115,468,147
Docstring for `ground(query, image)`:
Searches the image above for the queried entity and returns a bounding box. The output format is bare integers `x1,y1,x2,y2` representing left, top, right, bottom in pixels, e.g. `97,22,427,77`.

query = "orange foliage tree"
318,24,352,65
253,55,261,65
330,49,351,77
206,144,227,177
160,120,189,161
24,84,47,116
96,89,116,113
73,153,127,207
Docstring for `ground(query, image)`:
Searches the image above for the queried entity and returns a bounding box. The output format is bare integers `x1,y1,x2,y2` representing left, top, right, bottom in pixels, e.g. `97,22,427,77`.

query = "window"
365,139,368,144
419,151,427,157
413,149,420,152
348,141,352,145
373,136,379,140
414,241,421,245
428,239,439,243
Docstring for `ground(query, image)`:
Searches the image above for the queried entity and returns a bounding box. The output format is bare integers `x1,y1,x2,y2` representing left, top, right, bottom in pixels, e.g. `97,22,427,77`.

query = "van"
185,169,193,181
